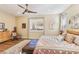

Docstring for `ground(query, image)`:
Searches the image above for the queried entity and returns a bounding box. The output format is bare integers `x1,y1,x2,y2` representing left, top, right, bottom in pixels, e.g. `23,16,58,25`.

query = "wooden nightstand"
22,39,38,54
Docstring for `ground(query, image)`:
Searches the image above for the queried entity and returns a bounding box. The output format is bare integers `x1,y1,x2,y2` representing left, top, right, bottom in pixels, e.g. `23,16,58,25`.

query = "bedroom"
0,4,79,54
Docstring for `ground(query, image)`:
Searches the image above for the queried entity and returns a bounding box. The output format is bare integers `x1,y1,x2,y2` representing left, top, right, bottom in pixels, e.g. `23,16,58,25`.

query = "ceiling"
0,4,71,16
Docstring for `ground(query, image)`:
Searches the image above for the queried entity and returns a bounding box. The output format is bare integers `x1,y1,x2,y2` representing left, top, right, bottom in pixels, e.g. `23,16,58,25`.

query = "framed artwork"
0,23,5,31
29,17,44,32
22,23,26,29
69,14,79,29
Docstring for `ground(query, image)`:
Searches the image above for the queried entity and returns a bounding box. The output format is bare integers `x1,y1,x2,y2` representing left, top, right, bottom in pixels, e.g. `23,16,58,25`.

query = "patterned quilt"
33,35,79,54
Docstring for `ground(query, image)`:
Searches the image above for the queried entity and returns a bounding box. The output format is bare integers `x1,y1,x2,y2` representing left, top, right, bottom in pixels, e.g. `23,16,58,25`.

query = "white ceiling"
0,4,71,16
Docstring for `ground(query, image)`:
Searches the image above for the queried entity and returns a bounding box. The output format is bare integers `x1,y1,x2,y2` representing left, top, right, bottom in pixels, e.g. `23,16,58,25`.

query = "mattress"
33,35,79,54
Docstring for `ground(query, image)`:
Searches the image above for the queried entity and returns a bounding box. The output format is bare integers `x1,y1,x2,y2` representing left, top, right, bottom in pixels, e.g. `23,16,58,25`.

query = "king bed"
33,29,79,54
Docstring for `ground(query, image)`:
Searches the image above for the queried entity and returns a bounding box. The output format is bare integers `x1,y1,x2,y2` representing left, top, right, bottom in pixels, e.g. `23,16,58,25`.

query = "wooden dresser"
67,29,79,35
0,31,10,43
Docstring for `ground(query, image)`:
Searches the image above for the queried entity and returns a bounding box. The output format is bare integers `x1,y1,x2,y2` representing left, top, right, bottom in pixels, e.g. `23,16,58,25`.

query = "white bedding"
36,35,79,52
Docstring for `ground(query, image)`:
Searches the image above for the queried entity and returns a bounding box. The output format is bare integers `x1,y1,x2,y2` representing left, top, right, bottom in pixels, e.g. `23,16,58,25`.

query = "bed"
33,35,79,54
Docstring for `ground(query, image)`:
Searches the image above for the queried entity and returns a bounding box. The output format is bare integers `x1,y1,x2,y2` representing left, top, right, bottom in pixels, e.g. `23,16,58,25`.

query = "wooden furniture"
67,29,79,35
22,43,35,54
0,31,10,43
22,39,38,54
0,39,30,54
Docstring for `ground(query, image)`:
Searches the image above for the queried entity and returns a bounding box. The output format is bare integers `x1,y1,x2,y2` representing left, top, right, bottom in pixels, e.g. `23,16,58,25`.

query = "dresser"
0,31,10,43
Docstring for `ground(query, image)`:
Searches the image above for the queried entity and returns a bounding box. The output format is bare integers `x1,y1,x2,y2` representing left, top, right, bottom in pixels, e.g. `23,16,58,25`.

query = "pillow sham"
74,36,79,46
65,33,75,44
56,35,65,42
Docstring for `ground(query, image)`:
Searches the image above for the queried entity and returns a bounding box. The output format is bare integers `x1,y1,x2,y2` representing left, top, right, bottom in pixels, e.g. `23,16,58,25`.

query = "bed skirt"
33,49,79,54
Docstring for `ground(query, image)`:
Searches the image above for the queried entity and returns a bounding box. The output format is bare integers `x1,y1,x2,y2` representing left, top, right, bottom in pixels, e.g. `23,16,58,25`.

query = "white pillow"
56,35,65,42
74,36,79,45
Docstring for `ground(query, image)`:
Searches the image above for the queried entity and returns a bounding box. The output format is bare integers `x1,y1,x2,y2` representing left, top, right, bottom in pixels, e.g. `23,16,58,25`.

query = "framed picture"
69,14,79,29
29,17,44,32
0,23,5,31
22,23,26,29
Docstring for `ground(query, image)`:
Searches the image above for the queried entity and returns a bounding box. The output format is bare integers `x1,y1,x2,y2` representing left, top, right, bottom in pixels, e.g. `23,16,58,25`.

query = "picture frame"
0,23,5,31
22,23,26,29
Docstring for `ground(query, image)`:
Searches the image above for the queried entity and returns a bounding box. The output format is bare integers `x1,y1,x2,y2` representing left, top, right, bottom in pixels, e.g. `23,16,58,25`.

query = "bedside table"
22,39,38,54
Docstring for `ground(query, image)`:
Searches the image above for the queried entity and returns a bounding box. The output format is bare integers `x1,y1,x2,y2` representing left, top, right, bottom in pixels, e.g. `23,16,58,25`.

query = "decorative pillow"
65,33,75,44
74,36,79,46
57,35,65,42
62,31,67,35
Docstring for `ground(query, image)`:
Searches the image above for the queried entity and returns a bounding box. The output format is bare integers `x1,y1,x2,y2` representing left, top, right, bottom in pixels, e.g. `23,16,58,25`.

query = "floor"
0,39,26,53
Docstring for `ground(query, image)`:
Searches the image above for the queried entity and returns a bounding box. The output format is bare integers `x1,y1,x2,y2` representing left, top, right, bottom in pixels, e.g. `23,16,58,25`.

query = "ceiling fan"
17,4,37,14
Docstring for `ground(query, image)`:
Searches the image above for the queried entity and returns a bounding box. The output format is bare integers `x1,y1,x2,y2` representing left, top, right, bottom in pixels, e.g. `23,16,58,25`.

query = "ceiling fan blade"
22,10,26,14
28,10,37,13
17,4,37,14
17,4,25,9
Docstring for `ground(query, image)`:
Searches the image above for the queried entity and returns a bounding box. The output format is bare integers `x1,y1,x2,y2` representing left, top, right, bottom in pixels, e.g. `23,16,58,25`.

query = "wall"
0,10,16,31
16,16,29,38
63,5,79,20
0,9,60,39
16,14,60,39
62,5,79,29
16,16,43,39
44,14,60,36
29,14,60,39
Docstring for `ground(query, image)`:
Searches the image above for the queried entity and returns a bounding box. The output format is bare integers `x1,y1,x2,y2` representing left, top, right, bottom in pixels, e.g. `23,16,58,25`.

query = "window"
29,17,44,32
60,13,68,31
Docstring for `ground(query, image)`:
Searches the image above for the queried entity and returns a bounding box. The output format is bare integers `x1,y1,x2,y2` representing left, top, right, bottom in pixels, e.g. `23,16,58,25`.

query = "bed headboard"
67,29,79,35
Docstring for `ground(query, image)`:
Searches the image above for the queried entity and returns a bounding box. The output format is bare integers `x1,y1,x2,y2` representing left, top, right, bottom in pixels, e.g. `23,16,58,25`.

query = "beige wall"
0,4,78,39
63,5,79,20
29,14,60,39
44,14,60,36
0,11,60,39
16,14,60,39
16,16,29,38
16,16,43,39
0,10,16,31
62,5,79,29
0,5,77,39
